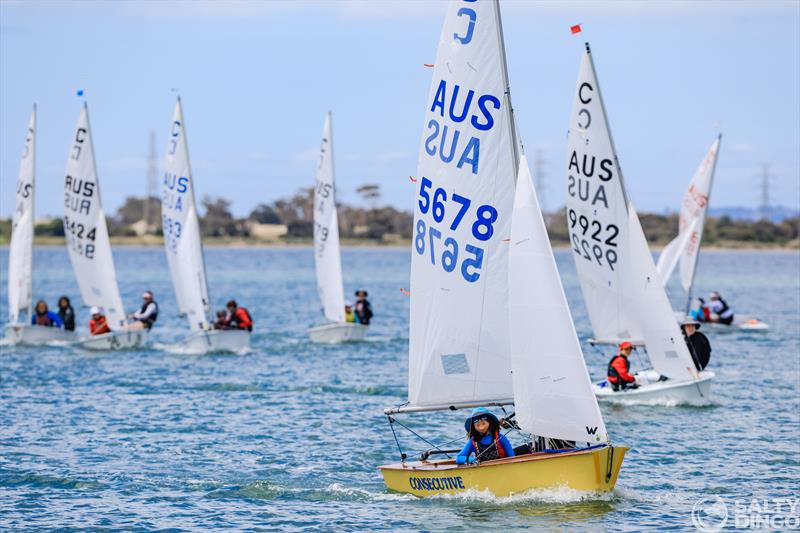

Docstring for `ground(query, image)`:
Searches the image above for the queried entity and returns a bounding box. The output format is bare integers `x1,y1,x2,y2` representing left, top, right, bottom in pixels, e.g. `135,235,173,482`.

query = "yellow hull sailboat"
381,445,627,497
379,0,627,498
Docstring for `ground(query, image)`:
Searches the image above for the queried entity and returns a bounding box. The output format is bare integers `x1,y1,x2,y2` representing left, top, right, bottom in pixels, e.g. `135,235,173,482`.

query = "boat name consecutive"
409,476,465,491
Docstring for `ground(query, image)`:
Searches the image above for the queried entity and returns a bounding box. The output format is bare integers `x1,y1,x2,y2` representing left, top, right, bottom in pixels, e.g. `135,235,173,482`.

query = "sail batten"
8,107,36,324
162,98,211,331
313,113,346,324
63,104,126,329
566,46,697,381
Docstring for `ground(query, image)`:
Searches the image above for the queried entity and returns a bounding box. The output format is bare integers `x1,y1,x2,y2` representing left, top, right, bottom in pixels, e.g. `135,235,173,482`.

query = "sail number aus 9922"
414,177,496,283
567,208,619,271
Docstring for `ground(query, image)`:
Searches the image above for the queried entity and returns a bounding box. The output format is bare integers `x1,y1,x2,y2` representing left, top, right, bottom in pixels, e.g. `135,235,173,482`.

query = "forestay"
509,155,606,443
63,104,126,329
162,98,210,331
409,0,518,408
566,46,696,381
8,107,36,323
656,136,721,294
313,113,345,324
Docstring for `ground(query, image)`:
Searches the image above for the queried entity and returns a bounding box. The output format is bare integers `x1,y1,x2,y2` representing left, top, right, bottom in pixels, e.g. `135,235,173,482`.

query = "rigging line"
389,416,455,458
387,416,406,463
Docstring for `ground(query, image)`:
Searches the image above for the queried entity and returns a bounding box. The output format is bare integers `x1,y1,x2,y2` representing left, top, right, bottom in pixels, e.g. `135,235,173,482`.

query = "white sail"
162,98,210,331
509,154,606,443
408,0,518,408
566,46,696,381
8,107,36,324
313,112,345,324
656,136,721,294
63,104,126,329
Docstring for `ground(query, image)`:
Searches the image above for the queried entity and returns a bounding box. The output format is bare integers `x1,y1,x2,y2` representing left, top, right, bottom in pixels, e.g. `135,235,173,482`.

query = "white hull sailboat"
161,97,250,354
565,43,712,406
594,369,714,406
64,103,147,351
307,113,366,344
380,1,626,497
657,137,768,332
6,107,77,346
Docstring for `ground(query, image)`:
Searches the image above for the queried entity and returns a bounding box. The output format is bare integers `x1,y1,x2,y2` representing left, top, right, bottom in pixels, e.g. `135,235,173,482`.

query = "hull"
673,310,769,332
181,329,251,353
308,322,367,344
380,445,627,497
4,324,76,345
594,370,714,406
76,329,148,350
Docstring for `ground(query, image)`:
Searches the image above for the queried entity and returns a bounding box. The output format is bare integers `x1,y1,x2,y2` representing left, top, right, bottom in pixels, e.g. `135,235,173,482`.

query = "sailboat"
65,103,146,350
656,137,769,332
161,97,250,353
6,106,75,345
379,1,626,497
565,44,713,405
307,113,367,344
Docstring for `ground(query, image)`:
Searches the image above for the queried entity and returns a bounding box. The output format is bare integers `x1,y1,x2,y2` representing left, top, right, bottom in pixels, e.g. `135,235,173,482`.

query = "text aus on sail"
64,127,98,259
567,81,620,273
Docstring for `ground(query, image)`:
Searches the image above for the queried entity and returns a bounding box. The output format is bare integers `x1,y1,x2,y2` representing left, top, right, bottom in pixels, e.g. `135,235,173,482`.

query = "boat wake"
153,341,251,356
425,485,618,505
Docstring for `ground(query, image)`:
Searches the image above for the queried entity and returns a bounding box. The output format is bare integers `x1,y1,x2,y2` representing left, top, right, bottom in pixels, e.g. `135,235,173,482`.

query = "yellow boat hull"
379,445,627,497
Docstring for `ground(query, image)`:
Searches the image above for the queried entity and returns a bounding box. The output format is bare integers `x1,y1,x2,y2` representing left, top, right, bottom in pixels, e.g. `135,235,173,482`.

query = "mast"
27,103,36,321
493,0,520,175
684,132,722,315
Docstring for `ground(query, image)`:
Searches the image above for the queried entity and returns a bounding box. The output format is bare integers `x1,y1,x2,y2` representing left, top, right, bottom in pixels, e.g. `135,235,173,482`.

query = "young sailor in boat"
226,300,253,331
708,292,734,325
354,290,372,325
456,408,515,465
681,318,711,371
57,296,76,331
607,342,639,392
213,310,233,330
31,300,63,328
690,297,711,323
127,291,159,330
344,305,355,323
89,307,111,336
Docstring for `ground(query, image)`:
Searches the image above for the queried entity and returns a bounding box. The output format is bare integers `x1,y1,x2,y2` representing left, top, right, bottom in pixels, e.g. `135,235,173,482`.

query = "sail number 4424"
415,177,496,283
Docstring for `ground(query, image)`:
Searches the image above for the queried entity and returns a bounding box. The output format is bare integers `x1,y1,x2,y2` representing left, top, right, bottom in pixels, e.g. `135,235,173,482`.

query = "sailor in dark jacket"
682,317,711,371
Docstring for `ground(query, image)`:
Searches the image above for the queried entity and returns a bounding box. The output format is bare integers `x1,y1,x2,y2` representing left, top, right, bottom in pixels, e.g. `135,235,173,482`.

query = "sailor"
690,297,711,323
226,300,253,331
344,305,356,323
31,300,63,328
708,292,734,325
681,317,711,371
607,341,638,392
127,291,159,330
213,310,232,330
354,290,373,325
89,307,111,336
57,296,76,331
456,407,515,465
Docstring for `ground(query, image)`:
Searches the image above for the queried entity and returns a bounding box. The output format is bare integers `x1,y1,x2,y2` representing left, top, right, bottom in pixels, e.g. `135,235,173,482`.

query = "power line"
759,163,772,221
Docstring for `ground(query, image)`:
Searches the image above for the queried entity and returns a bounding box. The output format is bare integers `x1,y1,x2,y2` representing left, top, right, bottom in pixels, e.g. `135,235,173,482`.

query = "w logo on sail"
586,426,598,435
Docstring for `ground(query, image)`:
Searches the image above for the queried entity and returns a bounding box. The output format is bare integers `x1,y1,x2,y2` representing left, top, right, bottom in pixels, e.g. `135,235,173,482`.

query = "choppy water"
1,246,798,531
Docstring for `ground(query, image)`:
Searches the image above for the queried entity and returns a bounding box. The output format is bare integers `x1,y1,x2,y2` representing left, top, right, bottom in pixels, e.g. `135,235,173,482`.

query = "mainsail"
656,135,722,304
63,104,126,329
408,0,518,408
566,45,697,382
313,112,345,324
162,97,210,331
8,107,36,323
509,154,607,443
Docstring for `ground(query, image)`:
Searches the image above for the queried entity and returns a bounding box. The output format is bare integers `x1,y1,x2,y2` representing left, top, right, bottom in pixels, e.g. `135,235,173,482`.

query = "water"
1,246,798,531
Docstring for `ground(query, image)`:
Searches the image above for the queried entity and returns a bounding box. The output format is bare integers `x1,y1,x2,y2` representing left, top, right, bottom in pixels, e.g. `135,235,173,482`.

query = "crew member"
226,300,253,331
31,300,63,328
89,307,111,336
128,291,159,330
344,305,355,323
354,290,373,325
456,407,515,465
681,318,711,371
57,296,76,331
213,310,232,330
708,292,734,325
607,341,638,392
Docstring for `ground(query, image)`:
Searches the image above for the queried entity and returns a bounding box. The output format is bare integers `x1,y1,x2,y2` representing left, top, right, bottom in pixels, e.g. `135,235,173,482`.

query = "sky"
1,0,798,219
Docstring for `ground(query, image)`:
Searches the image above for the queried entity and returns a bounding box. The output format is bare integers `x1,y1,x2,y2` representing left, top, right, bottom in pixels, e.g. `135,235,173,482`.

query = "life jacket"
89,316,110,336
234,307,253,331
716,297,733,318
471,431,507,462
35,312,53,327
139,301,159,328
607,354,629,383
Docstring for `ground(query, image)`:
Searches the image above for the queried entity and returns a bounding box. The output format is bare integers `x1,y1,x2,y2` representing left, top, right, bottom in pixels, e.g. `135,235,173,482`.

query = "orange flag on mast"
570,24,582,34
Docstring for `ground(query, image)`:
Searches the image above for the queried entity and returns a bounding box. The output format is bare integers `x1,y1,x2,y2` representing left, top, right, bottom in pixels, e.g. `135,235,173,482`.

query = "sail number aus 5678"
414,177,496,283
567,208,618,271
